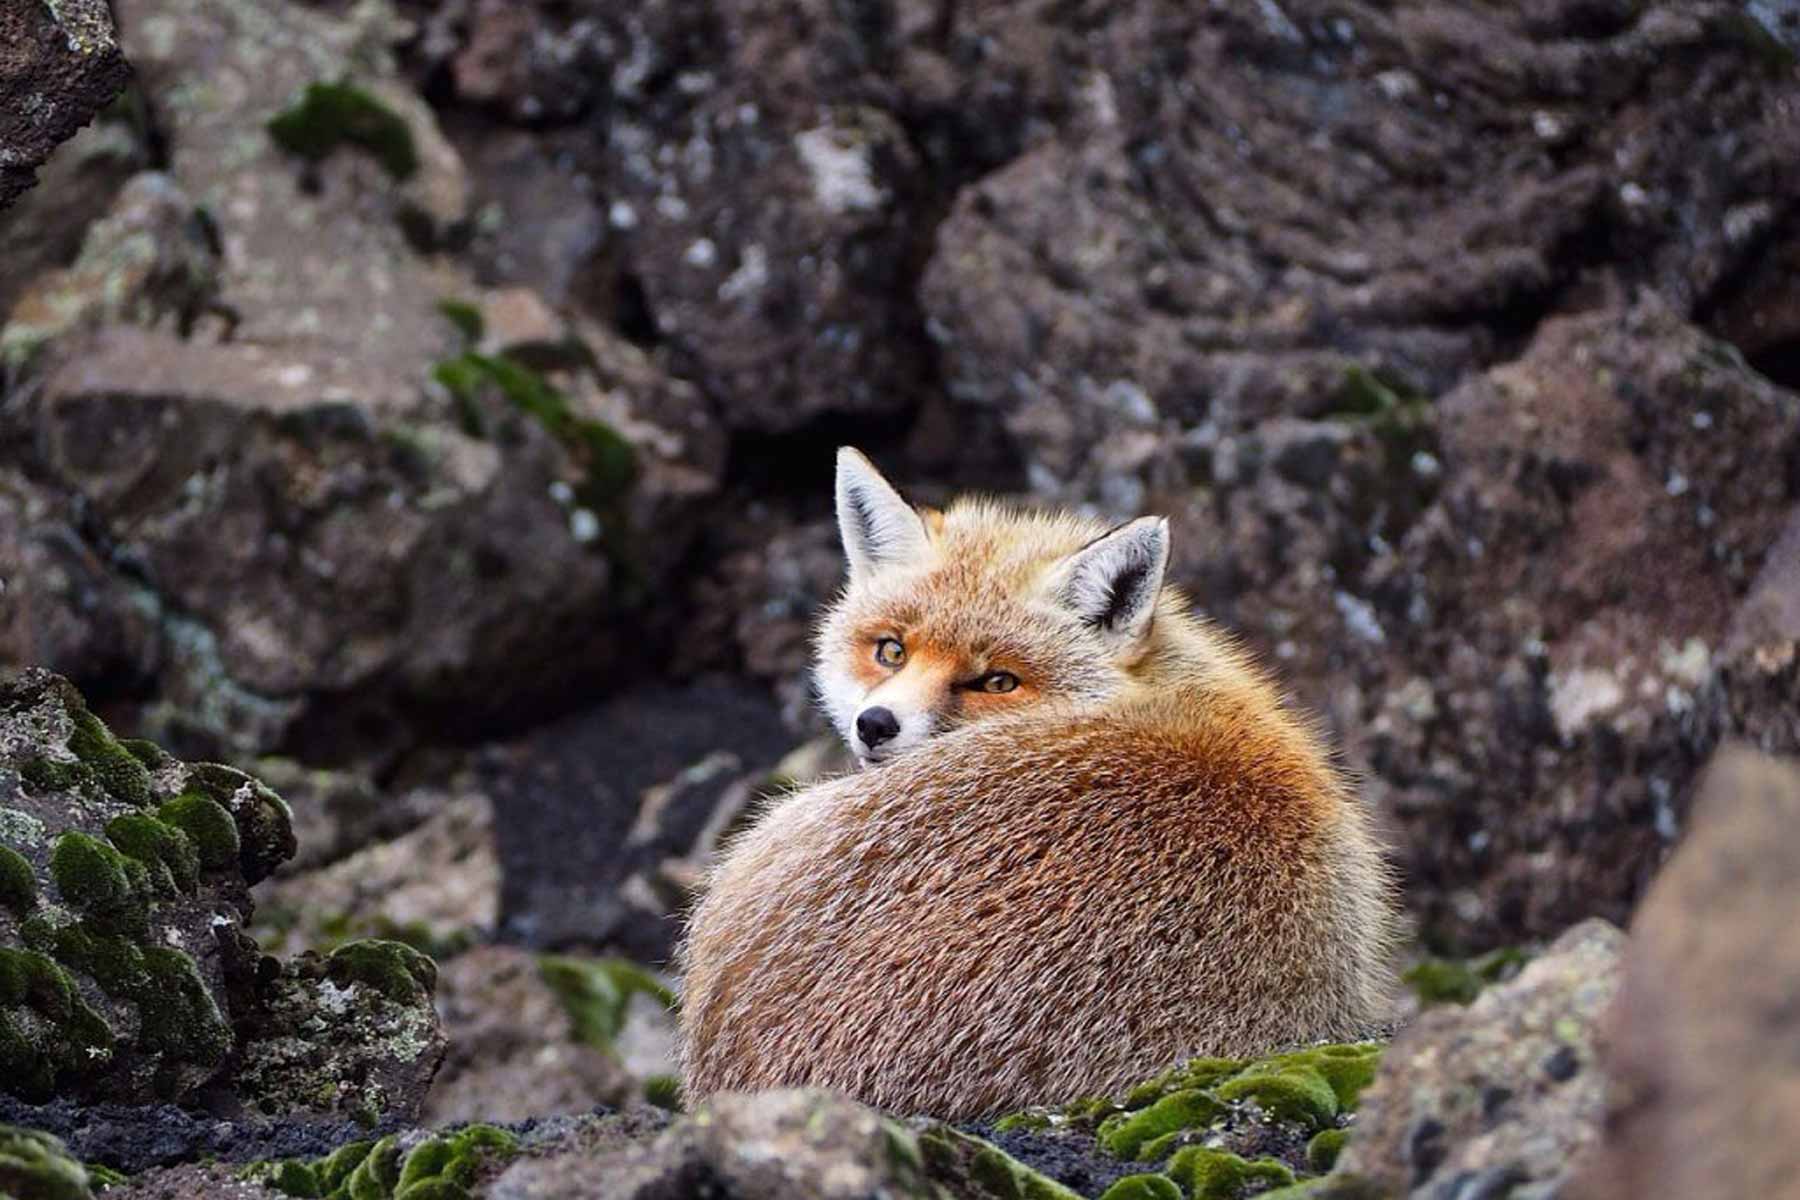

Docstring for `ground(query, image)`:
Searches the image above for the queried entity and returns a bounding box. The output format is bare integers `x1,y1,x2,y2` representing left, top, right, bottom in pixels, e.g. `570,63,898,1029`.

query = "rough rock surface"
0,0,726,765
1573,747,1800,1200
1336,918,1624,1198
0,668,442,1124
0,0,131,210
483,679,793,955
423,945,633,1126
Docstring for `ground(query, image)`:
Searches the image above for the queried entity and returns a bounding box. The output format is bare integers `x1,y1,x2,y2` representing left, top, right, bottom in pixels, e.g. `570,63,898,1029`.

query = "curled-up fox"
679,448,1400,1118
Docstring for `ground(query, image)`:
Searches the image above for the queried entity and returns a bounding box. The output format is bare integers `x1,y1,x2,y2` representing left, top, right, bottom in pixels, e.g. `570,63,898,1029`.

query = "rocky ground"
4,0,1800,1196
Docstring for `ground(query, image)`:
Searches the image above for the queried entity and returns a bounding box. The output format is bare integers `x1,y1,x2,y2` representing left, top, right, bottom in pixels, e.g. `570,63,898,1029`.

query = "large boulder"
0,0,725,761
0,668,442,1122
0,0,131,210
921,0,1800,505
1573,747,1800,1199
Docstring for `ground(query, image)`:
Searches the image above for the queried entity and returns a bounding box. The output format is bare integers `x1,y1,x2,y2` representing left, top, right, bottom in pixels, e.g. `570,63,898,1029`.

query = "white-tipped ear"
1046,516,1170,650
836,447,931,583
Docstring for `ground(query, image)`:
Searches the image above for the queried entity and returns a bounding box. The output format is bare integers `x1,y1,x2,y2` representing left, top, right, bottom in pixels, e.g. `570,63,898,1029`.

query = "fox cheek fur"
680,446,1402,1119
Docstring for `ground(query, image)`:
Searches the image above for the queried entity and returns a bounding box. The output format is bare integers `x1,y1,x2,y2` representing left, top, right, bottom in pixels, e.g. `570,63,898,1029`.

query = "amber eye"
875,637,906,668
978,671,1019,694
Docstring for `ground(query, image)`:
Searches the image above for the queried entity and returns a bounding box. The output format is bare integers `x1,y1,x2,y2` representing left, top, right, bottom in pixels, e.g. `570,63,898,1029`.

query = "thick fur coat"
678,450,1400,1118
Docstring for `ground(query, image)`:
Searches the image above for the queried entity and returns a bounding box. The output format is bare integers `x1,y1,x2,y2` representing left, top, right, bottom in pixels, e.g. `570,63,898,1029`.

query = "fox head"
815,447,1173,765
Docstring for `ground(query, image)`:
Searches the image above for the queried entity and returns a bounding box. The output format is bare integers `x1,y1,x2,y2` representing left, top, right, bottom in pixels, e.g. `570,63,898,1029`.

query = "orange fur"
678,455,1401,1118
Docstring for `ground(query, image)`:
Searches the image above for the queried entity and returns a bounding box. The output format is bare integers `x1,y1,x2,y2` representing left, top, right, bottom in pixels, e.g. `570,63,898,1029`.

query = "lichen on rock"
0,668,443,1124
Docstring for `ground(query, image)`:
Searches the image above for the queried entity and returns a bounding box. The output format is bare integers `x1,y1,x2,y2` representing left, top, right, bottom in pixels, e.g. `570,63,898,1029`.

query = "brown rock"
424,945,633,1125
1337,918,1625,1199
1572,746,1800,1200
0,0,131,209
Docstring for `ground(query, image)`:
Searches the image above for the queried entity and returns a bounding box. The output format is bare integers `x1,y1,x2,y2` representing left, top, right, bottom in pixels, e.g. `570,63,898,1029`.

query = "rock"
492,1089,934,1199
0,668,443,1124
1335,918,1624,1198
3,170,224,369
0,115,147,319
920,1,1800,507
1572,747,1800,1200
0,0,727,762
423,945,634,1126
252,788,498,957
0,0,131,210
484,679,793,956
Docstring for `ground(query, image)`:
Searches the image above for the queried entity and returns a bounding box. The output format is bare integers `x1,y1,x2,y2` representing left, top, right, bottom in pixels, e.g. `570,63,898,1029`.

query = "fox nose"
855,706,900,750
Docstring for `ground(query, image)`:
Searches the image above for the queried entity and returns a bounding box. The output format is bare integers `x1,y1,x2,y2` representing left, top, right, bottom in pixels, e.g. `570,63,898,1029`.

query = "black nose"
856,706,900,749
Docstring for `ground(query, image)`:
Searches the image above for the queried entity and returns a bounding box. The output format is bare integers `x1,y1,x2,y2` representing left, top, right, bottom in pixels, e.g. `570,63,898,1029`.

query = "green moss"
134,946,231,1083
1097,1089,1228,1160
1213,1067,1338,1131
436,299,483,347
0,948,115,1101
538,955,674,1053
1248,1044,1383,1111
346,1135,402,1200
270,1159,323,1197
66,708,154,807
1098,1175,1183,1200
1121,1058,1247,1110
0,1124,94,1200
326,940,437,1005
18,757,86,795
154,793,239,873
119,738,171,769
1404,947,1529,1008
317,1141,375,1192
268,81,419,180
178,764,297,884
429,351,638,507
993,1111,1054,1134
918,1126,1084,1200
49,832,150,937
394,1182,470,1200
1165,1147,1295,1199
103,813,199,897
0,845,36,913
1305,1128,1347,1174
87,1161,127,1188
643,1072,683,1111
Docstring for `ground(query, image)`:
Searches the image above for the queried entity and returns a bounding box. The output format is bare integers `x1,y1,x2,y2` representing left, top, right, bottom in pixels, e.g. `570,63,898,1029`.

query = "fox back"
678,449,1400,1117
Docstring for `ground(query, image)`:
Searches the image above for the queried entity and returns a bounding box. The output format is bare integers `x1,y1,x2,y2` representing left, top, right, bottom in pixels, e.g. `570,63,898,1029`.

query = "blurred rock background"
3,0,1800,1196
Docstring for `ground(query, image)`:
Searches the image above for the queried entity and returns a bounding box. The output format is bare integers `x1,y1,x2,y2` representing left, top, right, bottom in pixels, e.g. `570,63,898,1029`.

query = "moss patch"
430,350,637,508
179,763,297,884
0,948,116,1101
251,1125,517,1200
1305,1128,1347,1174
1098,1175,1183,1200
153,793,239,874
267,82,419,180
538,954,674,1053
1098,1089,1229,1159
49,832,152,937
0,1123,96,1200
0,845,36,913
918,1125,1084,1200
326,940,437,1005
1166,1147,1295,1199
1403,947,1529,1008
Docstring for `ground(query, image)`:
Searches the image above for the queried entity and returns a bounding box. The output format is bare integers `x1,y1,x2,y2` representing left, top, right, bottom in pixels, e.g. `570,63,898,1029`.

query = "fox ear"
1047,516,1170,651
836,447,930,582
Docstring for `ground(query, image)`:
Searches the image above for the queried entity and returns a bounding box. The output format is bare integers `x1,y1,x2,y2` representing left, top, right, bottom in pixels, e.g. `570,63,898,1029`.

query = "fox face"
815,448,1172,765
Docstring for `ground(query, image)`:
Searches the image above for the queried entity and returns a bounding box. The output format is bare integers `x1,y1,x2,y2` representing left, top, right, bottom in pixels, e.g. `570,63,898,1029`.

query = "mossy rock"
1165,1147,1296,1199
0,1123,96,1200
1212,1068,1338,1131
1,669,438,1116
267,81,418,180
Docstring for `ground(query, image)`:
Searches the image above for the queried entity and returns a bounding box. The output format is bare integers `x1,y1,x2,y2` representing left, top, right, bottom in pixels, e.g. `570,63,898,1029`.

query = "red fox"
678,448,1400,1118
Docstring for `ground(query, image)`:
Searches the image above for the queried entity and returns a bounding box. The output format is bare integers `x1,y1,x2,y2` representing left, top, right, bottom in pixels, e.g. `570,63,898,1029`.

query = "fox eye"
875,637,906,668
977,671,1019,694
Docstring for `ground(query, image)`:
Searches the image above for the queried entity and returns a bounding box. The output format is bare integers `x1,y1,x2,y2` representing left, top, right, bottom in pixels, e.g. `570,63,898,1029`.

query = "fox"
677,447,1401,1118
